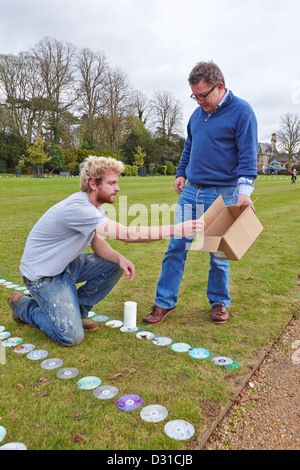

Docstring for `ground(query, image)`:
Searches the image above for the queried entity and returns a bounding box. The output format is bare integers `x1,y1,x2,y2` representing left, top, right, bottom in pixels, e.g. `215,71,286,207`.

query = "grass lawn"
0,174,299,450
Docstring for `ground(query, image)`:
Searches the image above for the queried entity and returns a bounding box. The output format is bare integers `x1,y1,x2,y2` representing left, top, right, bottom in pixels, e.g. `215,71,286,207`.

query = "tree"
277,113,300,167
101,67,135,148
76,47,108,149
32,37,76,145
18,138,50,169
150,90,183,140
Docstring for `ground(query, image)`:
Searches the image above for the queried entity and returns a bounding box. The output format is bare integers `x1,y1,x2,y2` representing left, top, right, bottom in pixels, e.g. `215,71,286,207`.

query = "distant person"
143,61,258,326
291,168,297,184
8,156,203,346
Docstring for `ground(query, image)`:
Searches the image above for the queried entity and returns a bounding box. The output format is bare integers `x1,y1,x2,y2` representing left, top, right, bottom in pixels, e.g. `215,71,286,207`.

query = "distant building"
257,133,300,172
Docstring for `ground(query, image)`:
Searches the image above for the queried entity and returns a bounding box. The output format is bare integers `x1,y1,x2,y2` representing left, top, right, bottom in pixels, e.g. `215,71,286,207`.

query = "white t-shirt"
20,192,109,281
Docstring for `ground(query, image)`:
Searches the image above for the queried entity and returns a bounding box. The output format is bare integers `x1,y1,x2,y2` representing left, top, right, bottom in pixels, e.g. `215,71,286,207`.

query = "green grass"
0,174,299,450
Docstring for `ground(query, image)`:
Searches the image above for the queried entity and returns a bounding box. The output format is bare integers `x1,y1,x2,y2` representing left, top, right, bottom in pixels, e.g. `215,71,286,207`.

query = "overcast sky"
1,0,300,143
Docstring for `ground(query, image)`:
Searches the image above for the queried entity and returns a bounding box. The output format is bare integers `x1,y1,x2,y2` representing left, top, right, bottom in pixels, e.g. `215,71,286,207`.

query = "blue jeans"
16,253,123,346
155,183,238,310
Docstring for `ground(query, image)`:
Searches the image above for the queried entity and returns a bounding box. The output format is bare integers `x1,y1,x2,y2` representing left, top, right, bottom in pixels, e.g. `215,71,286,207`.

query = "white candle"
124,301,137,328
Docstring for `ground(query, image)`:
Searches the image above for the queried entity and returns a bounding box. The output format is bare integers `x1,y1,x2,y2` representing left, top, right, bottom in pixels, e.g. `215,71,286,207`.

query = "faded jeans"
16,253,123,346
155,183,238,310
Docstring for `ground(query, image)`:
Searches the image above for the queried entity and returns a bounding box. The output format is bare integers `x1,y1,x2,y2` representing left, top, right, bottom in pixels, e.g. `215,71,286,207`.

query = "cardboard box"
195,196,263,260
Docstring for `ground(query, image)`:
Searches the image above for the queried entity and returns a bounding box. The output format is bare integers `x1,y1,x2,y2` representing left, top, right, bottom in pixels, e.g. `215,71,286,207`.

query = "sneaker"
7,291,28,325
82,318,99,333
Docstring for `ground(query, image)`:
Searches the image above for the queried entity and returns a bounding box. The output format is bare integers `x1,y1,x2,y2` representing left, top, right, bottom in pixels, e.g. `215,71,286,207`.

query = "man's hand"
173,218,204,238
119,255,136,281
236,194,253,208
173,176,186,195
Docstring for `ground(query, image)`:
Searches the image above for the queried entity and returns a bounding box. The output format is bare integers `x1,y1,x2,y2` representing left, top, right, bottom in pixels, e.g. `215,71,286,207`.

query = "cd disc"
120,326,138,333
14,343,35,354
164,419,195,441
105,320,123,328
0,331,11,340
15,287,27,291
140,404,168,423
211,356,233,366
0,279,6,284
0,425,7,442
77,376,102,390
26,349,48,360
188,348,210,359
136,331,155,340
6,284,20,288
116,394,143,411
93,385,119,400
87,311,96,317
56,367,79,379
2,337,23,347
93,315,109,322
0,326,5,333
0,442,27,450
152,336,172,346
41,358,64,370
171,342,192,352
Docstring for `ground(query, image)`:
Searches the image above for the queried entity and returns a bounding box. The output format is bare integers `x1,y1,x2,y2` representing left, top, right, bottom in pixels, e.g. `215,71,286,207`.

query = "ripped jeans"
16,253,123,346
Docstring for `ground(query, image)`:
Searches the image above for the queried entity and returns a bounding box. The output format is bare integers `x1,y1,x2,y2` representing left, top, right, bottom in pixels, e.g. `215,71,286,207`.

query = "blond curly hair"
80,156,125,193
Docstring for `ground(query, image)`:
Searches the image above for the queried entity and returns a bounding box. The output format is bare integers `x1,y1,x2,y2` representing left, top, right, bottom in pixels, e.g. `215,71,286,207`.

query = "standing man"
143,61,258,325
8,156,203,346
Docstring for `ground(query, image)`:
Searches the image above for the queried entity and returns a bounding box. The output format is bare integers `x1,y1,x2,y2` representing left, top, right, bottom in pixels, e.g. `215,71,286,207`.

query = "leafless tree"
277,113,300,167
76,47,108,149
101,66,135,148
150,90,183,140
0,52,48,143
32,37,76,144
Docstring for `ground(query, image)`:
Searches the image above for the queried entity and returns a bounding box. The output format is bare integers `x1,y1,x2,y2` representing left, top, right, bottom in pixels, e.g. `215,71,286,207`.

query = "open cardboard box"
195,195,263,261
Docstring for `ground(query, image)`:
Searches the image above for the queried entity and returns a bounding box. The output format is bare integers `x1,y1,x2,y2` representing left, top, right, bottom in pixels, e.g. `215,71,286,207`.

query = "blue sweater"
176,91,258,186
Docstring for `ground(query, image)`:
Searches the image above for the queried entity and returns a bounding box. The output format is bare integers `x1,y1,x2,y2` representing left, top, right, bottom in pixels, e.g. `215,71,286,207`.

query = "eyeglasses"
190,82,219,102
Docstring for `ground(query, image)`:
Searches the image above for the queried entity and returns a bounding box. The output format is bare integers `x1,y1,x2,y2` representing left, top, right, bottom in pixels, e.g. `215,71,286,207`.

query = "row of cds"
0,277,239,449
88,310,239,369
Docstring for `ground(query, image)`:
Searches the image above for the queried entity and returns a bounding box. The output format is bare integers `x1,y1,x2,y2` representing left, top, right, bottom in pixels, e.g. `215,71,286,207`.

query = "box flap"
201,195,225,233
200,235,222,253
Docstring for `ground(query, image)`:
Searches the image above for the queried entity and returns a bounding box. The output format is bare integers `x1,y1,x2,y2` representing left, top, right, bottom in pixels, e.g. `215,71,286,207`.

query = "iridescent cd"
87,311,96,317
120,326,138,333
41,358,64,370
24,290,30,295
0,331,10,340
140,404,168,423
93,315,109,322
105,320,123,328
188,348,210,359
77,376,102,390
2,337,23,347
0,326,6,333
3,282,13,286
211,356,233,366
136,331,155,340
26,349,48,360
56,367,79,379
116,394,143,411
93,385,119,400
164,419,195,441
152,336,172,346
13,343,35,354
0,279,6,284
171,342,192,352
0,442,27,450
6,284,20,288
15,287,27,291
0,425,6,442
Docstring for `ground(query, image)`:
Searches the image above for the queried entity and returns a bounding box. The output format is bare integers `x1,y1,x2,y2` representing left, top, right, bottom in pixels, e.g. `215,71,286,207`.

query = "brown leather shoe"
7,291,28,324
143,305,176,324
212,303,229,323
82,318,99,333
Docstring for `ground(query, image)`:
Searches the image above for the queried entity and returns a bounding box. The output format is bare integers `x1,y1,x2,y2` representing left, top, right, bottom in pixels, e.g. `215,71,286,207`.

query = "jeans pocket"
33,277,54,292
213,186,237,202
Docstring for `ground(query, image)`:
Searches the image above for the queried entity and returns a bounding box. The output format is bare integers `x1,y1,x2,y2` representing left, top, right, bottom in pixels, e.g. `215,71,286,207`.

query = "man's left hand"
236,194,253,208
